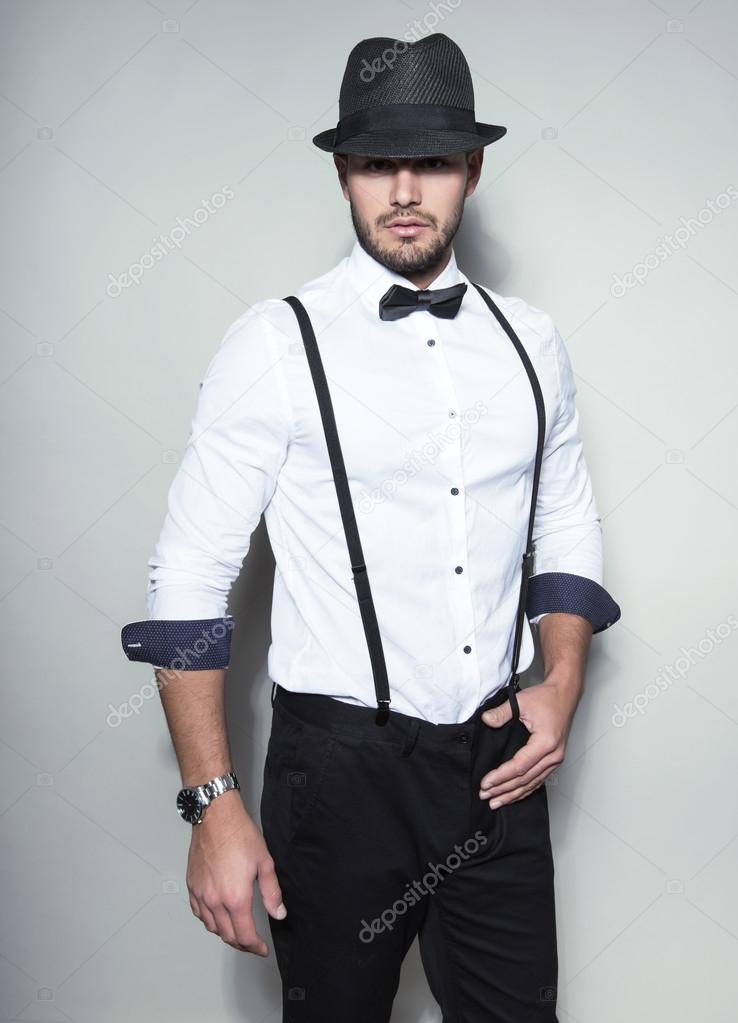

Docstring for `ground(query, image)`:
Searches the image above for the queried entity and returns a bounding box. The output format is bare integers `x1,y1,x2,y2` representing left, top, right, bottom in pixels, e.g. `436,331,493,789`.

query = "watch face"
177,788,203,824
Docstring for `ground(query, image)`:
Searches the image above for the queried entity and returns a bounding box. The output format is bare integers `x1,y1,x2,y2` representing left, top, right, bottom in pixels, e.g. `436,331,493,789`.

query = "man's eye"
364,159,445,171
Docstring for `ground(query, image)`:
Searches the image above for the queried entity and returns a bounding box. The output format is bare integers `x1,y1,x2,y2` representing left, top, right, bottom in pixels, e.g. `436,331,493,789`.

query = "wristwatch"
176,771,240,825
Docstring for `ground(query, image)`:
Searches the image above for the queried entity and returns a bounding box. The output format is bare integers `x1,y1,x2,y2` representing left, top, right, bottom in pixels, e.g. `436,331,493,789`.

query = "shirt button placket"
423,319,480,713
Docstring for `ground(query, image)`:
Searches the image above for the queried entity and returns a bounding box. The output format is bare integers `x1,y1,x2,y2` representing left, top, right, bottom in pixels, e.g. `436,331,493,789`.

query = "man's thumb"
481,706,509,729
259,861,287,919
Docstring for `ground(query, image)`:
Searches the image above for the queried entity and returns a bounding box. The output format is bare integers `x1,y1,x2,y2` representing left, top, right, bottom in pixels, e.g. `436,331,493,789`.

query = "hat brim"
312,123,507,157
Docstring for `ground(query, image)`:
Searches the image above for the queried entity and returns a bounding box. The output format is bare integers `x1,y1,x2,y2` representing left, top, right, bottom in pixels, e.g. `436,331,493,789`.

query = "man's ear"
334,153,349,197
465,148,484,197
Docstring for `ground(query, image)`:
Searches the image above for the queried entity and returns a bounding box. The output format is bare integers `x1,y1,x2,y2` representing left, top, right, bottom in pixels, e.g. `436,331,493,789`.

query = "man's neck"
399,248,452,290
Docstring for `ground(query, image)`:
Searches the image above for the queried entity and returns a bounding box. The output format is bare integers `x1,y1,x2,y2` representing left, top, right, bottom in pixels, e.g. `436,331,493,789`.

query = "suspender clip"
375,699,391,727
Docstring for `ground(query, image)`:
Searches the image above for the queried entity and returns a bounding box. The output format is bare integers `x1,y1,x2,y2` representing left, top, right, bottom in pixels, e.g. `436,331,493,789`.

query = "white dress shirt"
122,239,620,724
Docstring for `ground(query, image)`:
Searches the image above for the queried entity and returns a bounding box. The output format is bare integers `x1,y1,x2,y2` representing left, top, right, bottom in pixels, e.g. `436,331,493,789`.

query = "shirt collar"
345,238,468,319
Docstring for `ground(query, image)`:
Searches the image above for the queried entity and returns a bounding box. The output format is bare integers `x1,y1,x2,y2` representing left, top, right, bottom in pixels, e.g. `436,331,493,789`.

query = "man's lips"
385,220,430,237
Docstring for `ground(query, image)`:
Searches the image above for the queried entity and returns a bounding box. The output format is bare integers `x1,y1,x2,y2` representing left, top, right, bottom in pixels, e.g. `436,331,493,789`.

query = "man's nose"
390,167,422,205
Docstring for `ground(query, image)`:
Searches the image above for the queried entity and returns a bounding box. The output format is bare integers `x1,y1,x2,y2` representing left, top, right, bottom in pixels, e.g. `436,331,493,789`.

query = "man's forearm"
537,612,593,708
155,667,235,788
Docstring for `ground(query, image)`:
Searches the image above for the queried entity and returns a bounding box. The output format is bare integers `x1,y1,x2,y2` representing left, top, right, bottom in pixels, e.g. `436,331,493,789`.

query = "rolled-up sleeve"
526,324,620,634
121,306,291,669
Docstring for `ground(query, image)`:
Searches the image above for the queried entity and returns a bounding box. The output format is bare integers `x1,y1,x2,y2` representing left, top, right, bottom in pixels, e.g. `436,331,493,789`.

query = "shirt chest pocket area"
296,399,432,495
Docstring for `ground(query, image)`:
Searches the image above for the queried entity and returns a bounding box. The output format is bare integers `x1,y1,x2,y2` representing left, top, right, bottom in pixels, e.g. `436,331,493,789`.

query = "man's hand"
477,674,580,808
186,793,286,956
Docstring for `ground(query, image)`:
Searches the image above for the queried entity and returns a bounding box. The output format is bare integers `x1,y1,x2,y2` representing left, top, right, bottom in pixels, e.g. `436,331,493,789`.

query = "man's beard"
349,195,465,275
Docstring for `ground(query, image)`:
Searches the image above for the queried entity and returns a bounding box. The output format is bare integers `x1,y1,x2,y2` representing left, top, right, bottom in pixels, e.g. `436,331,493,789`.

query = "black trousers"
260,683,559,1022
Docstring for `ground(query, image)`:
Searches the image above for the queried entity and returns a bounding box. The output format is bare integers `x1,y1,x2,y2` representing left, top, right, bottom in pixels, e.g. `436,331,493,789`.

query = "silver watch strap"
198,771,240,807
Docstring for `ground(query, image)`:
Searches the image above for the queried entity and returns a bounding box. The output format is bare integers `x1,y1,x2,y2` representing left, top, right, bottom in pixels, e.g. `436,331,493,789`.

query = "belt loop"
400,718,421,758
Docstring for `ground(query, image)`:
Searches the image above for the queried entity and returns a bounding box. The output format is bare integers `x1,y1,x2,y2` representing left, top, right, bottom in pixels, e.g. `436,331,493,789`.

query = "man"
121,33,620,1023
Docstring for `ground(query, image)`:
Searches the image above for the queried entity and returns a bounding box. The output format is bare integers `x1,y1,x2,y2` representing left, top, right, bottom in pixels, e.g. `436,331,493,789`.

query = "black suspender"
283,295,391,724
282,283,546,726
471,284,547,722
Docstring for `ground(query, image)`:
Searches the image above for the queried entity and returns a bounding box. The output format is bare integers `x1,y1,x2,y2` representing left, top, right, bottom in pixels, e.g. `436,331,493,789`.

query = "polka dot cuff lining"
526,572,621,634
121,617,234,670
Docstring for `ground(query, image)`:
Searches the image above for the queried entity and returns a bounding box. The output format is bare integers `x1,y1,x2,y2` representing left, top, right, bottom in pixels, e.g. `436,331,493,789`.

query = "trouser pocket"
260,703,340,854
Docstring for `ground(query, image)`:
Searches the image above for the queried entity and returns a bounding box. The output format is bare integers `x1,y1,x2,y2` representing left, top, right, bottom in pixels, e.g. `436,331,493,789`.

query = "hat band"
333,103,477,147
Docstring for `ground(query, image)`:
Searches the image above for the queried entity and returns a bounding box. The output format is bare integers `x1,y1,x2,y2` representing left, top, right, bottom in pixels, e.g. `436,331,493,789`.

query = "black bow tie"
378,281,468,322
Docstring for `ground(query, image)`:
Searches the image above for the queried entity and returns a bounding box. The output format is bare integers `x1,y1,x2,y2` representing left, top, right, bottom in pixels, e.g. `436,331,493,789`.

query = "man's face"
335,151,483,275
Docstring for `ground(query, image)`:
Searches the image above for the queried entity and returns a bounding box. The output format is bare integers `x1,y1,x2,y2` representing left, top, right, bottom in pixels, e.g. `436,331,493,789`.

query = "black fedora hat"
312,33,507,158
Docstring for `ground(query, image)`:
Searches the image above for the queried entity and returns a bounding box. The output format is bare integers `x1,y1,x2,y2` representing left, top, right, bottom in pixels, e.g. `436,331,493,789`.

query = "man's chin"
373,235,441,272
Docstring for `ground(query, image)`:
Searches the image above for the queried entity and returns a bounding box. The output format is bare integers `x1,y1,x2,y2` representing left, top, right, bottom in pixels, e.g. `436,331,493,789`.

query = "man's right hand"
185,794,286,956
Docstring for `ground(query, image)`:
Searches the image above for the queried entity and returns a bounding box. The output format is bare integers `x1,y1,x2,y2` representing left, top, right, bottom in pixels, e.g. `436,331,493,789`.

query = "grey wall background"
1,1,737,1021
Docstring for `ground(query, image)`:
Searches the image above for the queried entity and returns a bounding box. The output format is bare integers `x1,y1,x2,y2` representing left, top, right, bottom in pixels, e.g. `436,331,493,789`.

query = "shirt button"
456,732,471,744
450,487,459,495
463,645,472,654
448,409,457,418
427,338,436,347
454,565,463,574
